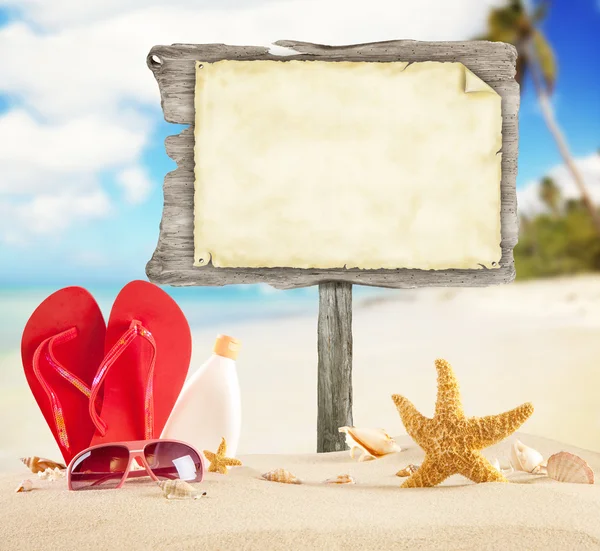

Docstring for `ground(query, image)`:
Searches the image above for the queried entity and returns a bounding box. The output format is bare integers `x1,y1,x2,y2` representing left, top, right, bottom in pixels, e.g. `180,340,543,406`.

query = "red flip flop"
89,280,191,445
21,287,106,464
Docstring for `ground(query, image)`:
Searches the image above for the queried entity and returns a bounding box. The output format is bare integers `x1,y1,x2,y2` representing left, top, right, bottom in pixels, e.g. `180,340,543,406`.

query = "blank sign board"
145,40,519,289
193,60,502,271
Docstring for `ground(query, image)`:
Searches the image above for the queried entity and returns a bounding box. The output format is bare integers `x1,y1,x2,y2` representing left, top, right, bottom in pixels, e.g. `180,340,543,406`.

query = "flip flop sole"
21,287,106,464
91,280,191,444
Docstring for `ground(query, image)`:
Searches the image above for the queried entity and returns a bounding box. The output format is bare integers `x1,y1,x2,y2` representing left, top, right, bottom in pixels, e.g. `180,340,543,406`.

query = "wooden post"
317,281,353,452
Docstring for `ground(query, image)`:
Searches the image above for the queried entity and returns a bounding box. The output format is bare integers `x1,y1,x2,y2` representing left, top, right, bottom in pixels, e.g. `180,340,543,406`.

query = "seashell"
158,479,206,500
396,464,419,477
547,452,594,484
490,458,514,476
509,440,546,474
37,467,66,481
20,456,66,474
15,479,33,493
323,474,355,485
261,469,301,484
338,427,402,462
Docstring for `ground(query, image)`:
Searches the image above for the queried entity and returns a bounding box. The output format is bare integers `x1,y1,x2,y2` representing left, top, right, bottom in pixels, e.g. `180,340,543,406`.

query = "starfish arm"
401,456,453,488
467,402,534,449
203,451,216,462
223,458,242,467
434,359,463,417
217,438,227,456
456,451,508,483
391,394,430,448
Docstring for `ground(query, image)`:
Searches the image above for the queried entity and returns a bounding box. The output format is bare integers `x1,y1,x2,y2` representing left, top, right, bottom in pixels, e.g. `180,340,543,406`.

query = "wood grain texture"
146,39,519,290
317,282,353,453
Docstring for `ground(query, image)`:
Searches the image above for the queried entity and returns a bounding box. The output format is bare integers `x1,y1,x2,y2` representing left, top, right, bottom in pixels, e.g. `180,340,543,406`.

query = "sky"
0,0,598,286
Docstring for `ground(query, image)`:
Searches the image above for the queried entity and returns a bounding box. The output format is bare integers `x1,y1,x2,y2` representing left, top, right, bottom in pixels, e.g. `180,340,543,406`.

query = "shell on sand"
323,474,355,485
261,469,301,484
510,440,546,474
396,464,419,478
158,479,206,500
491,458,514,476
338,427,402,461
15,480,33,493
547,452,594,484
38,467,66,481
20,457,66,474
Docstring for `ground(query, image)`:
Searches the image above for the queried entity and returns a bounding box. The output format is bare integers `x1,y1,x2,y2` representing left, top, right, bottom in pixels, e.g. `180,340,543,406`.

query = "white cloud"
0,0,503,240
518,154,600,215
116,166,152,204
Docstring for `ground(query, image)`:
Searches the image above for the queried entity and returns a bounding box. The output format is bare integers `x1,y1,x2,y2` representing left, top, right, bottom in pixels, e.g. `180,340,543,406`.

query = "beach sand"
2,433,600,550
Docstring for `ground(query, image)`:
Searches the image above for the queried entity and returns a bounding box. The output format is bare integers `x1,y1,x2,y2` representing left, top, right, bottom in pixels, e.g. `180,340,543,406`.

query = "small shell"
491,458,514,476
261,469,301,484
396,464,419,477
158,479,206,500
510,440,546,474
323,474,355,485
338,427,402,461
37,467,66,481
20,457,66,474
547,452,594,484
15,480,33,493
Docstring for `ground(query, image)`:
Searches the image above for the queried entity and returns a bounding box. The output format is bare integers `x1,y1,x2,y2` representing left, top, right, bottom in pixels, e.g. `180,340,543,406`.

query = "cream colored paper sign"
193,60,502,270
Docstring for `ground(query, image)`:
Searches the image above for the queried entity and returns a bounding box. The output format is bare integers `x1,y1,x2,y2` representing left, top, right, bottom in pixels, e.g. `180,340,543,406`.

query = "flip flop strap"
32,327,90,451
89,320,157,440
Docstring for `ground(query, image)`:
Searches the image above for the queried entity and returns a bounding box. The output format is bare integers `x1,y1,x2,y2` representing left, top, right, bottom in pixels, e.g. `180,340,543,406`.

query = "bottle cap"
213,334,240,360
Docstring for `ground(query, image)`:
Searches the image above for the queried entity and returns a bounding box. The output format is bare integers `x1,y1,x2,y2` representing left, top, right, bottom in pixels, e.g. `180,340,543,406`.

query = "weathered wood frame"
146,39,519,291
146,40,519,453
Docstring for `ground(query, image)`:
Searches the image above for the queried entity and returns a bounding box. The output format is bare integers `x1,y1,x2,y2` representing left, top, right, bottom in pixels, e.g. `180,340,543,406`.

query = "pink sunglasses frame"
67,439,206,491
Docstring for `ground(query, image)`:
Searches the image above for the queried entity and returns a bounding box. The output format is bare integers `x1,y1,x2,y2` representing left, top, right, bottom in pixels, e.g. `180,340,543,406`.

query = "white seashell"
547,452,594,484
510,440,546,474
37,467,66,481
15,479,33,493
158,479,206,500
323,474,355,485
490,457,514,476
261,469,301,484
338,427,402,462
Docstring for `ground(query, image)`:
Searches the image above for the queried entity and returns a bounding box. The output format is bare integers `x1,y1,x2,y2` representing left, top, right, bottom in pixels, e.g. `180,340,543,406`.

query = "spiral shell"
323,474,355,485
261,469,301,484
15,480,33,493
509,440,546,474
338,427,402,461
20,457,66,474
396,464,419,478
547,452,594,484
158,479,206,500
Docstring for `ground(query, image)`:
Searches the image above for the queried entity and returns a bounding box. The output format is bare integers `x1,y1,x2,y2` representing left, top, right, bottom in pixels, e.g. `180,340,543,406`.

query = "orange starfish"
203,437,242,474
392,358,534,488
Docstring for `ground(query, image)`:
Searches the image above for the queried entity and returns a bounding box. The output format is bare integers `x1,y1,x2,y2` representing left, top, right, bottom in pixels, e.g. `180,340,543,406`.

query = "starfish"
203,437,242,474
392,358,534,488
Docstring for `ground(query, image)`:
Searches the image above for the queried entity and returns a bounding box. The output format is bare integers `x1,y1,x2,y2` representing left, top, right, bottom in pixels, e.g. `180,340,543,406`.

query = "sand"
2,433,600,550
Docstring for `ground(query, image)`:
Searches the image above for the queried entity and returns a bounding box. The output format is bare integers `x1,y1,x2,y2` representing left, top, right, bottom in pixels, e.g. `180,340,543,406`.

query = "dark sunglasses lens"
144,442,203,482
69,445,129,491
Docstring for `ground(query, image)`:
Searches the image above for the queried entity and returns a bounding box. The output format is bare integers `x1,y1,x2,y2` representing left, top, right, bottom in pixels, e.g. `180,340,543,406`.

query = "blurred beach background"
0,0,599,473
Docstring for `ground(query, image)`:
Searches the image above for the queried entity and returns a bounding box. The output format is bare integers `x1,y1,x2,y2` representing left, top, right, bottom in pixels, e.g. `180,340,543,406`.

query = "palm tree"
539,176,561,216
479,0,600,234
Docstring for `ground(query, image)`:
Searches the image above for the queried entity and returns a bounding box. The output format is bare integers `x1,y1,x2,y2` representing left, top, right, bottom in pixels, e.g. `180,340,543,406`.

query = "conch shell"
20,456,66,474
338,427,402,462
15,480,33,493
396,464,419,478
547,452,594,484
261,469,301,484
509,440,546,474
158,479,207,500
323,474,355,485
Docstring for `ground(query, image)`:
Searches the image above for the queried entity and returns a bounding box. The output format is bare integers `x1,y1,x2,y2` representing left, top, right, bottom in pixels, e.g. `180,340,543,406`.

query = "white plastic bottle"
161,334,242,458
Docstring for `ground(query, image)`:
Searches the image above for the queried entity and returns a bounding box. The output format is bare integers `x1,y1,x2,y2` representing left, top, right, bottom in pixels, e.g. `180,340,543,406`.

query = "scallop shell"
338,427,402,461
261,469,301,484
396,464,419,477
509,440,546,474
547,452,594,484
158,479,206,500
20,456,66,474
15,479,33,493
323,474,355,485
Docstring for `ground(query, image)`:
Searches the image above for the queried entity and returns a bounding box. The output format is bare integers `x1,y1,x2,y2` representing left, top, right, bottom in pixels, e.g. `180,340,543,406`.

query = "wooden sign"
146,40,519,453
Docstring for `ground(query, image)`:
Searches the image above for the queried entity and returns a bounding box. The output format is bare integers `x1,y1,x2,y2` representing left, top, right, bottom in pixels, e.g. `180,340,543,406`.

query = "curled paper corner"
463,65,497,95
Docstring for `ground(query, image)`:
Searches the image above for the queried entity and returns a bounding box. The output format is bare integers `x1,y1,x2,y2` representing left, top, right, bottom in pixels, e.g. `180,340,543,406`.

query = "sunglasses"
67,439,205,491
